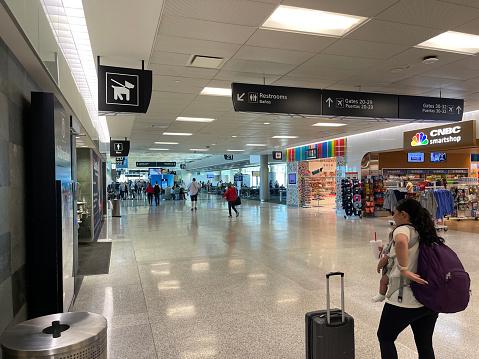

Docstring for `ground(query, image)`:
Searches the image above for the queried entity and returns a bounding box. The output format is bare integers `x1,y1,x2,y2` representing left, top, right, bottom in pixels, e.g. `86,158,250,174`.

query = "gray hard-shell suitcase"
305,272,355,358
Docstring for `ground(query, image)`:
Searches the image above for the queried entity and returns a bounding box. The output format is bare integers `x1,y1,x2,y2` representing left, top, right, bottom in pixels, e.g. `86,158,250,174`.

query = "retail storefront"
286,138,346,210
363,121,479,220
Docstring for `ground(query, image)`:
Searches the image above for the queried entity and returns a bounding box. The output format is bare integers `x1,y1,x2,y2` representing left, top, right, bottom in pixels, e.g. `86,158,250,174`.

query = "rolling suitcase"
305,272,355,358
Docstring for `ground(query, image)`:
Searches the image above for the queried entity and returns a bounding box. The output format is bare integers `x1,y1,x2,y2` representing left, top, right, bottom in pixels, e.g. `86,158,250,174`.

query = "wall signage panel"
306,148,318,159
448,169,468,174
92,151,102,240
224,154,234,160
273,151,283,160
136,161,176,167
382,169,406,174
403,121,475,151
232,82,322,115
322,90,398,118
116,157,128,168
407,169,427,174
399,95,463,122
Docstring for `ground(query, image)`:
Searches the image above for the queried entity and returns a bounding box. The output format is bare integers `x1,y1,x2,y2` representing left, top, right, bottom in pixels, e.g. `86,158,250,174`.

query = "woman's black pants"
228,200,237,216
377,303,438,359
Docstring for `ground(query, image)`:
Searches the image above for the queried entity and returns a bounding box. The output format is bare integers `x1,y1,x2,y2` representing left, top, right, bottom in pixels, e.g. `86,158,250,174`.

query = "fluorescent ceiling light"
155,142,178,145
272,135,298,139
189,149,208,151
176,117,215,123
200,87,232,97
264,122,270,125
149,148,169,151
232,135,237,138
227,150,245,152
416,31,479,55
163,132,193,136
312,123,346,127
262,5,368,37
246,144,267,146
40,0,109,143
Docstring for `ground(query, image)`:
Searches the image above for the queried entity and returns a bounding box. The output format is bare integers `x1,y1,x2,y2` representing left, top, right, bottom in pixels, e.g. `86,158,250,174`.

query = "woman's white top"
386,225,423,308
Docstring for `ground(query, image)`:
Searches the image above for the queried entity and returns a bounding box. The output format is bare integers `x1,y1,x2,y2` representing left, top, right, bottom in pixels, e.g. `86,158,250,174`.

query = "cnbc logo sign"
411,126,462,147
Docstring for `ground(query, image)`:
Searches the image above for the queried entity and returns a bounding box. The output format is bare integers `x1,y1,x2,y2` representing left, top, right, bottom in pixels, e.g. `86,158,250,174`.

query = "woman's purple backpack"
410,242,470,313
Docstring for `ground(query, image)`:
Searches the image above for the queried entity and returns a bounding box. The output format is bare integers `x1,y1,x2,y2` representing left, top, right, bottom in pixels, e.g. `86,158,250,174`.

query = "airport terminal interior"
2,0,479,358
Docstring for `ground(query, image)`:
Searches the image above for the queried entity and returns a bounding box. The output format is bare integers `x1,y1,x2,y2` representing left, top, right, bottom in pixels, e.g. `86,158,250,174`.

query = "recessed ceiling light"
264,122,271,125
155,142,178,145
163,132,192,136
232,135,237,138
416,31,479,55
212,143,216,145
200,87,232,97
246,144,267,146
272,135,298,139
261,5,368,37
422,56,439,65
189,149,209,151
227,150,245,152
149,148,169,151
312,123,346,127
176,117,215,123
391,68,403,73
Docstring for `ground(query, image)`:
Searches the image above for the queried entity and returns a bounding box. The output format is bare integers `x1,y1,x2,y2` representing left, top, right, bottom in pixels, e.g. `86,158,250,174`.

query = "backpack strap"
387,225,418,302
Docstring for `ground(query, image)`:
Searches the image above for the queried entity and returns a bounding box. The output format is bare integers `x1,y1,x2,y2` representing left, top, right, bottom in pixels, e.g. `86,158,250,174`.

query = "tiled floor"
73,194,479,358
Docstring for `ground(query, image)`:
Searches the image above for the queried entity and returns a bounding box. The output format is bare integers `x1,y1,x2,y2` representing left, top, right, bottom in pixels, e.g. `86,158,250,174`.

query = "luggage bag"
305,272,355,359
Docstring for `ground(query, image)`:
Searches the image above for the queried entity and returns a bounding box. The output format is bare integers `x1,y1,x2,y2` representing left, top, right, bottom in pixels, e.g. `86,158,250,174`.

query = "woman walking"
377,198,443,359
222,183,239,218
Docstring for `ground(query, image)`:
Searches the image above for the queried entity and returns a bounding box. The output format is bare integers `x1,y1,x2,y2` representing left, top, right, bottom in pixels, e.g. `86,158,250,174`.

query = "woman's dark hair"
395,198,444,245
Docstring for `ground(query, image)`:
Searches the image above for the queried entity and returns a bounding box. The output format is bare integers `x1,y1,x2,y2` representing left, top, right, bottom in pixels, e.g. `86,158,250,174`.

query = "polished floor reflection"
73,194,479,358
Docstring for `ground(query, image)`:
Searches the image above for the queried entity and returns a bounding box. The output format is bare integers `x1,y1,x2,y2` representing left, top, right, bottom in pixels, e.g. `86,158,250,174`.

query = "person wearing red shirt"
222,182,239,218
145,183,154,206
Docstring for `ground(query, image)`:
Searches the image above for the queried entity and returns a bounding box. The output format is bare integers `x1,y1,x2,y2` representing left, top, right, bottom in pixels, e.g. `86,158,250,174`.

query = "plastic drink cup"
370,239,383,260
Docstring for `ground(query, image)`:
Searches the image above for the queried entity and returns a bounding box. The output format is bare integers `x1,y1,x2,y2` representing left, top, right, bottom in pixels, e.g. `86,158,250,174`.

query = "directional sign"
322,90,398,118
224,154,234,160
110,140,130,157
231,83,322,115
399,95,463,121
116,157,128,168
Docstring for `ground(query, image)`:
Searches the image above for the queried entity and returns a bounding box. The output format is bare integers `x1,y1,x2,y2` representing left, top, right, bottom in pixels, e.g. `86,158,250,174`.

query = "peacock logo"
411,132,428,146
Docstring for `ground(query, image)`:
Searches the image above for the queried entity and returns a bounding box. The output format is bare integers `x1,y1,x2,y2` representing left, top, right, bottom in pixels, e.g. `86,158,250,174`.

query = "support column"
260,155,269,202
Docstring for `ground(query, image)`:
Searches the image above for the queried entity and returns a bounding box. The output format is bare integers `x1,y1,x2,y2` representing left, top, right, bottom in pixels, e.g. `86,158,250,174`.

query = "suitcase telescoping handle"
326,272,345,325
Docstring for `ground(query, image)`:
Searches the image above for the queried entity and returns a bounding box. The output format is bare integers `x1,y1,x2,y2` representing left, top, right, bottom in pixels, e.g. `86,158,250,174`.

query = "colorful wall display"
287,138,346,162
287,162,298,206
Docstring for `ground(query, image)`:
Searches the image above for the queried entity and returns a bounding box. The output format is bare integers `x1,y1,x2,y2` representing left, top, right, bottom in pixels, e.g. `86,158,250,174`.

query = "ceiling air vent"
187,55,226,69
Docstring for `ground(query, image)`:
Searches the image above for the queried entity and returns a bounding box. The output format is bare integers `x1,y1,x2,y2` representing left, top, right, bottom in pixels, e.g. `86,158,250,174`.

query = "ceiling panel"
375,0,479,30
245,28,339,52
440,0,479,9
287,66,357,81
321,38,409,60
221,59,297,75
163,0,277,26
421,66,479,80
301,53,379,71
345,19,443,46
453,17,479,35
153,35,241,57
148,64,219,79
158,15,257,44
271,77,336,89
213,70,282,83
232,45,315,65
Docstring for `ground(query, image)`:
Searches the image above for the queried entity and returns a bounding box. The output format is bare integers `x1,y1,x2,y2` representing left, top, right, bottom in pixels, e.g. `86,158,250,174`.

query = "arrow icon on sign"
326,98,333,108
456,106,462,114
237,93,245,102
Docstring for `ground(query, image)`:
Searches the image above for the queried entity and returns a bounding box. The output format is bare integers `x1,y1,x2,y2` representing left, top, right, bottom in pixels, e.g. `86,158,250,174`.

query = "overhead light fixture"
227,150,245,152
261,5,368,37
149,148,169,151
189,149,209,151
155,142,178,145
272,135,298,139
416,31,479,55
40,0,109,142
232,135,237,138
264,122,271,125
211,143,216,145
151,125,168,128
312,123,346,127
246,144,267,146
163,132,192,136
200,87,232,97
176,117,215,123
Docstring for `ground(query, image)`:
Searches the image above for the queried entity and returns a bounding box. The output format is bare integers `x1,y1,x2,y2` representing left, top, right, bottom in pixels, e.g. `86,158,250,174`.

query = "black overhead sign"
398,95,463,122
136,162,176,168
231,83,322,116
224,154,234,160
322,90,398,118
231,83,464,121
98,65,152,115
110,140,130,157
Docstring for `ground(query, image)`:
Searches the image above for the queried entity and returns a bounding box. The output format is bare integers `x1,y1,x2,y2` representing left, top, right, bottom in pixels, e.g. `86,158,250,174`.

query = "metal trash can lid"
1,312,107,356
